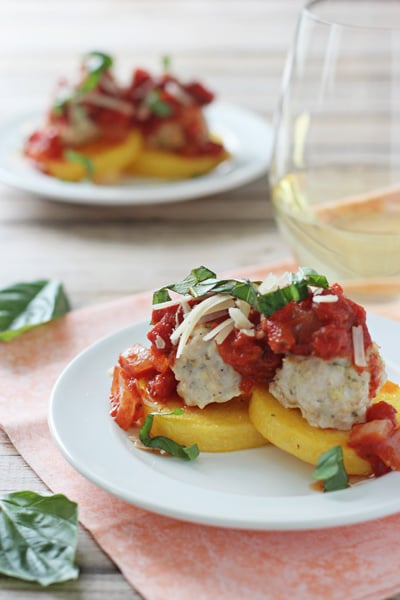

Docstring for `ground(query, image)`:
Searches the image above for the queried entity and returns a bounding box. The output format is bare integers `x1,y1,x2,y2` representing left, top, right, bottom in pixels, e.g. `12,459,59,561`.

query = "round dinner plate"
0,102,271,206
48,312,400,530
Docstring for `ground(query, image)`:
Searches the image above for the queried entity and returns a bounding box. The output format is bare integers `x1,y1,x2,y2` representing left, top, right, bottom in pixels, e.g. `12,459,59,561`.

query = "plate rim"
48,311,400,531
0,101,271,206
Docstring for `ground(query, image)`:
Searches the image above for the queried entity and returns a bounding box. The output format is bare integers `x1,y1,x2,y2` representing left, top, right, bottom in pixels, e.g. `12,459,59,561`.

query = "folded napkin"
1,260,400,600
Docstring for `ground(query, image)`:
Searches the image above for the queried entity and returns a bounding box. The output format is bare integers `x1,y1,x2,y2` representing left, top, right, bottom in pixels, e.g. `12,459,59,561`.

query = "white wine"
271,169,400,297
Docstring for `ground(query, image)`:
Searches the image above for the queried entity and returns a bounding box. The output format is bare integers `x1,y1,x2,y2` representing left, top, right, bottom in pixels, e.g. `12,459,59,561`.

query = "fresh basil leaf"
145,90,173,117
295,267,329,289
153,266,216,304
312,446,349,492
0,280,70,342
153,288,172,305
79,50,113,93
64,150,94,179
258,281,310,316
139,412,199,460
0,491,79,586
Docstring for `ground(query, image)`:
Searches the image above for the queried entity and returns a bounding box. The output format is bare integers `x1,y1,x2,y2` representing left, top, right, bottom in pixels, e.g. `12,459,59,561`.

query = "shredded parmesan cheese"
170,294,235,357
228,306,253,330
258,273,279,294
312,294,339,304
352,325,367,367
82,92,135,115
203,318,233,341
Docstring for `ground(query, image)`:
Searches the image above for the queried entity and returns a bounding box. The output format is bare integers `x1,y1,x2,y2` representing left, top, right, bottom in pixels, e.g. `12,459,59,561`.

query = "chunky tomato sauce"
142,284,376,402
24,59,224,162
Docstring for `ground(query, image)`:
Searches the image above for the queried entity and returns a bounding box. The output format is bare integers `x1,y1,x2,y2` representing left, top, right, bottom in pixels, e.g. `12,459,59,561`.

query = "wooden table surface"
1,1,396,599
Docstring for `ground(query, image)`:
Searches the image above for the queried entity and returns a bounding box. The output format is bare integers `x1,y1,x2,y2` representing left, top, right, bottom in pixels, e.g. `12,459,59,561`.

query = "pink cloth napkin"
1,260,400,600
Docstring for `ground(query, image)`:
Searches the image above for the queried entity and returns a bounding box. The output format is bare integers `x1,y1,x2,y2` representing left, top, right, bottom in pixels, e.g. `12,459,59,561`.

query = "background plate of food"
0,102,270,205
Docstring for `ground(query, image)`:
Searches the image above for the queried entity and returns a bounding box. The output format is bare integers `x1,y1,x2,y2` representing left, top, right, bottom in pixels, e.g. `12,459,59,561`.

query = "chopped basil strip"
0,279,70,342
312,446,349,492
145,90,173,117
152,266,216,303
79,50,113,93
139,411,199,460
0,491,79,586
258,281,310,317
64,150,94,179
152,266,329,317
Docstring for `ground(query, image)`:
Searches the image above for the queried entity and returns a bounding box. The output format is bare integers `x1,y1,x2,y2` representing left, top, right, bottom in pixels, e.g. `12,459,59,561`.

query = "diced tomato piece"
367,401,397,426
376,429,400,471
183,81,214,105
263,317,295,354
147,369,177,401
348,419,395,476
109,365,143,430
131,68,152,89
118,343,155,377
348,419,395,456
24,128,63,161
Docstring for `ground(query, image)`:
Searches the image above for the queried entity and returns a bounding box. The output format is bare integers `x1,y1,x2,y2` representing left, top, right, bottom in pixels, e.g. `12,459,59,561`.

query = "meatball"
171,325,241,409
269,347,386,430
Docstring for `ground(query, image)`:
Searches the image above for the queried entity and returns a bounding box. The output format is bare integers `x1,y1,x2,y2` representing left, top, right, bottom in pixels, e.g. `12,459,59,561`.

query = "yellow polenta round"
44,129,142,182
128,144,229,180
249,381,400,476
142,396,267,453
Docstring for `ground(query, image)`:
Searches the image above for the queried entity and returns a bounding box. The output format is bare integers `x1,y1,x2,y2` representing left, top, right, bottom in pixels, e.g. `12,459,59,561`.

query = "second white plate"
0,102,271,205
48,312,400,530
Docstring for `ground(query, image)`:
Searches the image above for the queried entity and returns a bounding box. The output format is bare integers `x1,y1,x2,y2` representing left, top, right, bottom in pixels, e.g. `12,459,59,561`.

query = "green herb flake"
312,446,349,492
145,90,173,117
79,50,113,93
0,491,79,586
0,280,70,342
139,411,199,460
64,150,94,180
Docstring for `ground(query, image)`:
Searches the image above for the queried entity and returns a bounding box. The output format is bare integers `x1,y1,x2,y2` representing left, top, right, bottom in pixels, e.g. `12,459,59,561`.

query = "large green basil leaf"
0,491,79,586
0,280,70,342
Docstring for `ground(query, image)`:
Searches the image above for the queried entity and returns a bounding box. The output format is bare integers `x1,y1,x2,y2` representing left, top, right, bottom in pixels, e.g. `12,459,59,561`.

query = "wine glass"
269,0,400,301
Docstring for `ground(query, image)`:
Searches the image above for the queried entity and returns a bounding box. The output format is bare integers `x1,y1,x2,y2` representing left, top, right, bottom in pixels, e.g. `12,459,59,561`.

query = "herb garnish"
52,50,113,114
145,89,173,117
312,446,349,492
64,149,95,180
0,491,79,586
78,50,113,93
0,280,70,342
139,410,200,460
153,265,329,317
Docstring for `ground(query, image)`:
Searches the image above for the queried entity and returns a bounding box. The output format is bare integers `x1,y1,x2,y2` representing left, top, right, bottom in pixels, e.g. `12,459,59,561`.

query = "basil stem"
312,446,349,492
162,54,171,72
139,411,199,460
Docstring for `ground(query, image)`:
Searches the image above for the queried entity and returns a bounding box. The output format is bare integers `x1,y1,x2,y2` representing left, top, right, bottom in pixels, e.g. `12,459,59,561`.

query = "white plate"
0,102,271,206
48,312,400,530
